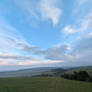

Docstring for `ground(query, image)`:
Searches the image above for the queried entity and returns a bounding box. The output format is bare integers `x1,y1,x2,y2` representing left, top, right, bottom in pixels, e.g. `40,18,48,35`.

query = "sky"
0,0,92,70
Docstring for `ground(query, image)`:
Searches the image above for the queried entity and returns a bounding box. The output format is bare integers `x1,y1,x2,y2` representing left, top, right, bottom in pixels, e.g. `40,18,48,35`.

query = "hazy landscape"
0,66,92,92
0,0,92,92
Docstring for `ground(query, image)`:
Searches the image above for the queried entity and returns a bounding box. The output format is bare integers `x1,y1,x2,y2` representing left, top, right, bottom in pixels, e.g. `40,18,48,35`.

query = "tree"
77,71,89,81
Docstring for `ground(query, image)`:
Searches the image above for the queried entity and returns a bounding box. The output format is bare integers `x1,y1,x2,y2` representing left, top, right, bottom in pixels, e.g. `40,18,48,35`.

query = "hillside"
0,67,65,78
67,66,92,75
0,77,92,92
0,66,92,78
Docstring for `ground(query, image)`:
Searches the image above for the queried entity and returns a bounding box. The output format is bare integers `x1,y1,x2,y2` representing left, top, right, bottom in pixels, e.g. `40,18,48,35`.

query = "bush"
61,71,91,82
77,71,89,81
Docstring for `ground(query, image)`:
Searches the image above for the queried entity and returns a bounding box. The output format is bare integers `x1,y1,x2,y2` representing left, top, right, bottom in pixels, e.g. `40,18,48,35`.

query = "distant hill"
0,67,65,78
67,66,92,76
0,66,92,78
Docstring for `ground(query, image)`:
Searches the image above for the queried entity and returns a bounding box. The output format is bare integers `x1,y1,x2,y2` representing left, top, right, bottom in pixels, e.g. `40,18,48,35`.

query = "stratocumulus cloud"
0,0,92,68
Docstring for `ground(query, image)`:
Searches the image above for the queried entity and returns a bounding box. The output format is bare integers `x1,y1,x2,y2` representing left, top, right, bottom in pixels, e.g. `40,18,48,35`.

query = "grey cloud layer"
0,54,32,61
0,29,92,66
0,0,92,66
16,42,68,60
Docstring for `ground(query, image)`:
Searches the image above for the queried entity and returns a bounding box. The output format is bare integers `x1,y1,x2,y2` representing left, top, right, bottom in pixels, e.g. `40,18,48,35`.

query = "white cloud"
0,16,35,59
0,17,64,66
39,0,62,26
62,25,78,36
0,52,63,65
62,12,92,37
14,0,62,26
18,59,63,66
81,13,92,31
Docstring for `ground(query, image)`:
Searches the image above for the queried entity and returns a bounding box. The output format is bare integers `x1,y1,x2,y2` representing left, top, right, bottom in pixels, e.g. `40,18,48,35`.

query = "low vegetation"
0,77,92,92
61,71,92,82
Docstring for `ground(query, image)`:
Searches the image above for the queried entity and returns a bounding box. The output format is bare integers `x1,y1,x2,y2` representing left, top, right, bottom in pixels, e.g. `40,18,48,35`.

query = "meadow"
0,77,92,92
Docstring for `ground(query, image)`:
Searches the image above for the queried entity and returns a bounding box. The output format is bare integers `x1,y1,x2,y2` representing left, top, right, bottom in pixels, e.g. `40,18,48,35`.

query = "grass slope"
0,77,92,92
67,66,92,76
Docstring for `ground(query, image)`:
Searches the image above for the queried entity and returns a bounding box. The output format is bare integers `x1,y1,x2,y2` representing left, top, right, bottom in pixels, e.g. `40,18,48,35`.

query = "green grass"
67,67,92,76
0,77,92,92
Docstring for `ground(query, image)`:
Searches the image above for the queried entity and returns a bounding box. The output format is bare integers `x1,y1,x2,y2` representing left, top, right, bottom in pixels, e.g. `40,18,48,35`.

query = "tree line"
61,71,92,82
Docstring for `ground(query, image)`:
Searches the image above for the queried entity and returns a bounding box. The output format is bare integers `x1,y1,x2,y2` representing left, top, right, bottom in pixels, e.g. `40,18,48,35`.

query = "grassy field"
0,77,92,92
67,67,92,76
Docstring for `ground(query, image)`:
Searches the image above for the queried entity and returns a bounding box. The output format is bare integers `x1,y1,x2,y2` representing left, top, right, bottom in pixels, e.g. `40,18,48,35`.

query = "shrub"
61,71,91,82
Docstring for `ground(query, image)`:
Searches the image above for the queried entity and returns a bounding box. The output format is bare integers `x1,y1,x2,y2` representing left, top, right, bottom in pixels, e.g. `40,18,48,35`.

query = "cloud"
43,44,69,60
47,32,92,66
20,43,70,61
16,42,70,61
14,0,62,26
39,0,62,26
0,16,38,54
37,31,92,66
0,2,92,67
69,35,92,65
0,18,17,50
59,12,92,66
0,52,63,65
74,35,92,54
0,16,64,65
62,25,78,36
16,42,44,55
62,12,92,37
0,53,32,61
81,13,92,31
18,59,63,66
